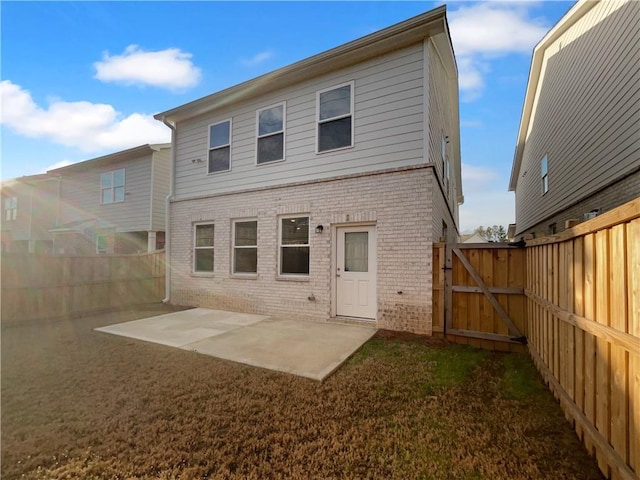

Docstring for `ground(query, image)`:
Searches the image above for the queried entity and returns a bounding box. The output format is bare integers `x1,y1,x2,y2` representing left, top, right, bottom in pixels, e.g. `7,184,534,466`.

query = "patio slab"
95,308,377,380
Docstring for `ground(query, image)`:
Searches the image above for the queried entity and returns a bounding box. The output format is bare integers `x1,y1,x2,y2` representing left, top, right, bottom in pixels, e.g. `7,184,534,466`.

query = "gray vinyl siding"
427,40,460,236
515,0,640,234
173,44,426,199
151,148,170,231
59,154,154,232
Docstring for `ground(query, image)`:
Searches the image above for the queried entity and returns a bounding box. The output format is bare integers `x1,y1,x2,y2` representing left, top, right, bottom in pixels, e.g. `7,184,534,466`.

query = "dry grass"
1,306,603,480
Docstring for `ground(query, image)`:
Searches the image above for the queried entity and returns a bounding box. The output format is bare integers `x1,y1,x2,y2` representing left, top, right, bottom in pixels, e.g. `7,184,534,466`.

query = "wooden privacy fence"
432,242,527,352
1,251,165,323
434,198,639,480
526,199,639,480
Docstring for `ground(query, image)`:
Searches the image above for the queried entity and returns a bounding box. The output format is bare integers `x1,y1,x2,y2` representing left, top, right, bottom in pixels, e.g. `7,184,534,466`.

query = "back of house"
156,6,463,334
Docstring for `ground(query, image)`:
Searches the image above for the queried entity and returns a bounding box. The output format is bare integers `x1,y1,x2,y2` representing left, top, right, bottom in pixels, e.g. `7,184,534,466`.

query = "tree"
474,225,507,243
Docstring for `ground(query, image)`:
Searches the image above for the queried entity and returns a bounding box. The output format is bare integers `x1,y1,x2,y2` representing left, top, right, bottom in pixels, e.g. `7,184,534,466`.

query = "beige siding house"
155,7,462,335
509,0,639,239
0,174,60,254
49,144,171,255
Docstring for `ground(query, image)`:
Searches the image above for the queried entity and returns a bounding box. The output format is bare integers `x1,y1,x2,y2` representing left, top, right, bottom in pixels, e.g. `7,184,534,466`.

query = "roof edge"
509,0,598,191
155,6,447,123
47,143,171,173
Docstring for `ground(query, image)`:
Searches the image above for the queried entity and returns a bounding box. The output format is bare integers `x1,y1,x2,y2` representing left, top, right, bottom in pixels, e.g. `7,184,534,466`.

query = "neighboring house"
155,6,463,334
460,232,488,244
0,174,60,254
49,144,171,255
509,0,639,239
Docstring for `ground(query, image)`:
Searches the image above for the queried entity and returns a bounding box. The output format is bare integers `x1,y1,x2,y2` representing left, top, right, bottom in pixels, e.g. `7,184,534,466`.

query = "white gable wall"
173,43,427,200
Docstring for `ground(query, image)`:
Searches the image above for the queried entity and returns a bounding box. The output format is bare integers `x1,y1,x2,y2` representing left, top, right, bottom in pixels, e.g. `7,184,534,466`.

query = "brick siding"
519,169,640,238
169,167,437,334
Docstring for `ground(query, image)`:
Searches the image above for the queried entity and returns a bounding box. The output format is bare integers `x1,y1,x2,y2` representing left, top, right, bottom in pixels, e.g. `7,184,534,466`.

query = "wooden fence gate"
433,243,528,352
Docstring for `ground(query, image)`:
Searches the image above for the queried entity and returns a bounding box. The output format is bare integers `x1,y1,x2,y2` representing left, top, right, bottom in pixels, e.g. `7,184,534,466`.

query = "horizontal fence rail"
1,251,166,323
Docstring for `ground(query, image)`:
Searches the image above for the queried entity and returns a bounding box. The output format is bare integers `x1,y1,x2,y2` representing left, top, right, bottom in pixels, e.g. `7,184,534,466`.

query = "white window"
317,82,354,152
257,103,285,164
96,234,108,254
233,219,258,274
279,216,309,275
4,196,17,221
194,224,214,272
208,120,231,173
541,155,549,194
100,169,125,204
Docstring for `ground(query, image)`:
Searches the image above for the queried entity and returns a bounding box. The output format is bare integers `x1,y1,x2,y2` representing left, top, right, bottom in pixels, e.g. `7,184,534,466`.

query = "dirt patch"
2,307,603,479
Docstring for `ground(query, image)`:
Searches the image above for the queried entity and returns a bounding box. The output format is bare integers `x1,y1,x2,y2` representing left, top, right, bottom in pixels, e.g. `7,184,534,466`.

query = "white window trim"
207,119,232,175
541,154,549,195
96,234,109,254
4,196,17,221
277,214,310,279
231,218,258,277
100,168,125,205
316,81,355,154
193,222,215,274
255,102,286,166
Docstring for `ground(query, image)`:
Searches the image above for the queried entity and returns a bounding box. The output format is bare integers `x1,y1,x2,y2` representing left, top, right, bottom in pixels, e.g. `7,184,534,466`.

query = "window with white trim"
208,120,231,173
233,219,258,274
541,155,549,194
257,103,285,164
100,169,125,204
317,82,353,152
4,196,17,221
279,216,309,275
96,234,108,254
194,224,214,272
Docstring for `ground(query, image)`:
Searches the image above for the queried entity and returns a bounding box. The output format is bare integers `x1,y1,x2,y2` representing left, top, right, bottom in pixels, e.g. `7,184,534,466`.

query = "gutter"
159,116,176,304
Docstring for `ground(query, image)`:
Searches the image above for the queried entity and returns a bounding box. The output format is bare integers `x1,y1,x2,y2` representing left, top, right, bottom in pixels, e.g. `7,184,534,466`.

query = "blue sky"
1,1,574,232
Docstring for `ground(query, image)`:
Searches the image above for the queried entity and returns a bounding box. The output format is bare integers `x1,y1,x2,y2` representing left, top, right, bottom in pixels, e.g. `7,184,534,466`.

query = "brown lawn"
1,305,603,480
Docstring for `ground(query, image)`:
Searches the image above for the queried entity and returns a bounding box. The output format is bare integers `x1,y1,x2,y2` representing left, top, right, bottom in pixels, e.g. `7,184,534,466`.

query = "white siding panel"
151,148,170,231
515,0,639,233
59,155,154,232
174,43,426,199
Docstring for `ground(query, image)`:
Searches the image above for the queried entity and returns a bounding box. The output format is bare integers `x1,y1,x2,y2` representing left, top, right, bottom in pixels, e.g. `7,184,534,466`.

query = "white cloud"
240,50,274,67
449,3,550,99
459,163,514,232
0,80,170,152
94,45,201,90
44,160,73,172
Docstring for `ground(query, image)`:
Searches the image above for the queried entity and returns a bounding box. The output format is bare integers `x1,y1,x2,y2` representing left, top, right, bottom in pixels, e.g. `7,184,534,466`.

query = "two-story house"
49,143,171,255
0,174,60,254
509,0,639,239
155,6,462,334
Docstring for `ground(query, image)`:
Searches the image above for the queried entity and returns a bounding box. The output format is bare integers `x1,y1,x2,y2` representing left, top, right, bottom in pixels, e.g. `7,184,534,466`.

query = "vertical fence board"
628,219,640,474
610,224,629,466
595,230,612,476
584,233,597,455
574,236,586,440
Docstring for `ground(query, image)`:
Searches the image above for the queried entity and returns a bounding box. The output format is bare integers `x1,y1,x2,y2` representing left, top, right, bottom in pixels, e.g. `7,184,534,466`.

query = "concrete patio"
95,308,377,380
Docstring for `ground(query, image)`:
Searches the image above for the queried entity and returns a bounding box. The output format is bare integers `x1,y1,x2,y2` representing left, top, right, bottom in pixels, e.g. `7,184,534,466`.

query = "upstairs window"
101,169,125,204
541,155,549,194
233,219,258,274
257,103,285,164
194,224,215,272
208,120,231,173
279,216,309,275
317,82,354,152
4,196,17,221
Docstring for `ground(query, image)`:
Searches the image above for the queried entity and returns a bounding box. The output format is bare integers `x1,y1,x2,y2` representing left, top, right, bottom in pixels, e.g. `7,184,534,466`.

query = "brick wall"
519,169,640,238
169,166,436,334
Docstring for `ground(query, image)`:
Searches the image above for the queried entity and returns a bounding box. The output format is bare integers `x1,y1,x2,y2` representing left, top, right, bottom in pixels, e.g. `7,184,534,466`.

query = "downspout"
160,116,176,303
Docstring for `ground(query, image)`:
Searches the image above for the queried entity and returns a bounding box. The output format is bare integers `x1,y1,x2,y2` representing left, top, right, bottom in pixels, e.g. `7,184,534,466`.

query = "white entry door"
336,226,376,319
